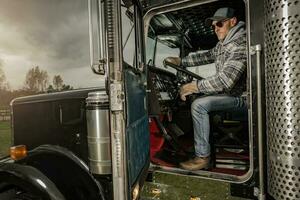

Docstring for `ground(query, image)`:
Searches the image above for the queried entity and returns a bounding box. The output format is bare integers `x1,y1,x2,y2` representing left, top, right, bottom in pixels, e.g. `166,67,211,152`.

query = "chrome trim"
252,44,265,200
150,163,248,183
106,0,127,199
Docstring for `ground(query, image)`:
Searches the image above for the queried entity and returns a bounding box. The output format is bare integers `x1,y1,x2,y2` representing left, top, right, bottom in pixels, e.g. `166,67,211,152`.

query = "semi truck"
0,0,299,200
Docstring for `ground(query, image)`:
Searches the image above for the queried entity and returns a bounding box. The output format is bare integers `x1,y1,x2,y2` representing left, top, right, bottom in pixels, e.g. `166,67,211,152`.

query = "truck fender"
0,163,65,200
16,145,105,200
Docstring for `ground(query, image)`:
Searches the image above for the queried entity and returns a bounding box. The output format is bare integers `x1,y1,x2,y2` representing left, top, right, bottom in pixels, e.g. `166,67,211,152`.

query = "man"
164,7,247,170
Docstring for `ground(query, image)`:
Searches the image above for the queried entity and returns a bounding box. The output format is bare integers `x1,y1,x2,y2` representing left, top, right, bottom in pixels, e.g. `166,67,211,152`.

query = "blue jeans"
191,95,246,157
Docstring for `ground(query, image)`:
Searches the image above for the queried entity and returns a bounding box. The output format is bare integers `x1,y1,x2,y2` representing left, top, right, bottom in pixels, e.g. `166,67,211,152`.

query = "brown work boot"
179,156,210,171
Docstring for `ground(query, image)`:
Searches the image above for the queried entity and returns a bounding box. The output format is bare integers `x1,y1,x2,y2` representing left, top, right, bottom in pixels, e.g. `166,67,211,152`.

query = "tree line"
23,66,73,92
0,65,73,109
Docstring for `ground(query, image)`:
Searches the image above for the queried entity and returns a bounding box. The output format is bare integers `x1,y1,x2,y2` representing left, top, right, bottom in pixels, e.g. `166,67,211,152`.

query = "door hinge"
110,83,124,111
250,44,262,55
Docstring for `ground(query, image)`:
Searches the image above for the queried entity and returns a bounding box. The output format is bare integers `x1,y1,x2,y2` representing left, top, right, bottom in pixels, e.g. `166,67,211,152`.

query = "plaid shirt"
181,22,247,96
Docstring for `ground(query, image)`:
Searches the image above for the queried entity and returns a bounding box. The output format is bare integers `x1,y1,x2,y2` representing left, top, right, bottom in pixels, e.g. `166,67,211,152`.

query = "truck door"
108,2,149,200
122,1,150,199
89,0,149,199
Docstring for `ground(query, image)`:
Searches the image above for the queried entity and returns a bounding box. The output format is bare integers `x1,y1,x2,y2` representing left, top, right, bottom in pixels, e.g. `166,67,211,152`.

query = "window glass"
146,37,156,66
155,41,179,74
122,6,145,70
186,51,216,78
122,7,135,67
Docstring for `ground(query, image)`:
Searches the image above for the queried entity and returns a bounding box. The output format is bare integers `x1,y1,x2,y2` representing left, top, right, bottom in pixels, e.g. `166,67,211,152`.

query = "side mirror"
88,0,107,75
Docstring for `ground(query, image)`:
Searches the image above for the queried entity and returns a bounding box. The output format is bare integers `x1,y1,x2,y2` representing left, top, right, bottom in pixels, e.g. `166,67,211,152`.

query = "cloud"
0,0,96,89
1,0,89,67
0,0,136,90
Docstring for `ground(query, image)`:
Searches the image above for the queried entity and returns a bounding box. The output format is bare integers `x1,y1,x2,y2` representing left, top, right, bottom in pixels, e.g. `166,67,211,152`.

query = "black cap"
205,7,236,26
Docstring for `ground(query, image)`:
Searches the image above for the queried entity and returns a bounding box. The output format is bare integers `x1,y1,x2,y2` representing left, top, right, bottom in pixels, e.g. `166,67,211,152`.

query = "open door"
142,0,266,199
89,0,150,199
122,2,150,199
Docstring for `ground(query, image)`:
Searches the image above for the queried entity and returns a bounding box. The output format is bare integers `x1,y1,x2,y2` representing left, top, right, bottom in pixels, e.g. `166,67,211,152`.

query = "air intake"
264,0,300,199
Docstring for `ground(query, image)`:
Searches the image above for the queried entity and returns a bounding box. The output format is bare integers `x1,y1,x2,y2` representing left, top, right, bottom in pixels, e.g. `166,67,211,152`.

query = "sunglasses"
211,18,230,29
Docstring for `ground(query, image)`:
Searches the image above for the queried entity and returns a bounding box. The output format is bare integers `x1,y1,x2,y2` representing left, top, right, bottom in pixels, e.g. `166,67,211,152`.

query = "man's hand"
163,57,181,66
180,82,199,101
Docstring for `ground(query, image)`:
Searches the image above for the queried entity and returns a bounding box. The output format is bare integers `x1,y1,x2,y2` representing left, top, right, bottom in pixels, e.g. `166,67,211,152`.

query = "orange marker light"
10,145,27,160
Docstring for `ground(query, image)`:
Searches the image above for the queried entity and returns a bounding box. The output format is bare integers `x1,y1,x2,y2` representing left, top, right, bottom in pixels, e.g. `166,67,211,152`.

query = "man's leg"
180,95,245,170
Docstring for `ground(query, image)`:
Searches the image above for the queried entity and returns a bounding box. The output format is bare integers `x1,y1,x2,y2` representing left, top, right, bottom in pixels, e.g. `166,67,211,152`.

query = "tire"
0,188,43,200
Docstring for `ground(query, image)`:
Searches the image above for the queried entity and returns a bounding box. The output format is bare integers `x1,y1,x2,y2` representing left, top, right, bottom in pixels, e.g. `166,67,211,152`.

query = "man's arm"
197,45,246,93
164,48,216,67
181,49,216,67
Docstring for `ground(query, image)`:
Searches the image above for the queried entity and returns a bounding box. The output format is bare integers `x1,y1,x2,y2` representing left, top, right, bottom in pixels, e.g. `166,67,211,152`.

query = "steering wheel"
163,60,204,104
163,60,203,84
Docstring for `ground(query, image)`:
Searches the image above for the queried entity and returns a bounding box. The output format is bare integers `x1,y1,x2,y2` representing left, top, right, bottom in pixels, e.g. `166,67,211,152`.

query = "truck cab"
0,0,299,200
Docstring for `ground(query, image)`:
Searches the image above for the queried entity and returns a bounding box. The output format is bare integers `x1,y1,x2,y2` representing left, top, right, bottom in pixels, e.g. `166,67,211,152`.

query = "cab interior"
145,0,251,180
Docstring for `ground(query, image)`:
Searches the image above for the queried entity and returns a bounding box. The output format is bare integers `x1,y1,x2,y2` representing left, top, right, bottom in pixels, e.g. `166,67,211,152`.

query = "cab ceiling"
122,0,180,9
147,0,245,51
139,0,184,10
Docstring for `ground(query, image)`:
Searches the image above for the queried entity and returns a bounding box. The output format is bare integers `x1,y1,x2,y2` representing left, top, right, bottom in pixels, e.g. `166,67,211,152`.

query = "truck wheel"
12,192,41,200
0,188,44,200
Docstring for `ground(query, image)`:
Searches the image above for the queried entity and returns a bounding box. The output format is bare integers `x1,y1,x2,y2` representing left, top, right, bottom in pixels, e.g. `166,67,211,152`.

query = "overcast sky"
0,0,214,90
0,0,106,89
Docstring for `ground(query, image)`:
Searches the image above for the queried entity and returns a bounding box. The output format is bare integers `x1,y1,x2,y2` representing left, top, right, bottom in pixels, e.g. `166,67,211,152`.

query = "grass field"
0,121,248,200
0,121,11,157
142,173,249,200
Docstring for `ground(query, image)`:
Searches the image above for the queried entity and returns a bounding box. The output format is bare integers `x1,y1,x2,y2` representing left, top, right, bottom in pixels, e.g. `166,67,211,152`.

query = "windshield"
186,50,216,78
155,40,179,74
145,37,179,74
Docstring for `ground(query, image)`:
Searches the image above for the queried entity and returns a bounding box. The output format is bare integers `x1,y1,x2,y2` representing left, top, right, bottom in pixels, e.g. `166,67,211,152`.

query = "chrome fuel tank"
86,91,111,174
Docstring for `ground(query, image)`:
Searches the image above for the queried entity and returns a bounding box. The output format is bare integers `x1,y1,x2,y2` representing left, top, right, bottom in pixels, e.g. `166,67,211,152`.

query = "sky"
0,0,215,90
0,0,105,89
